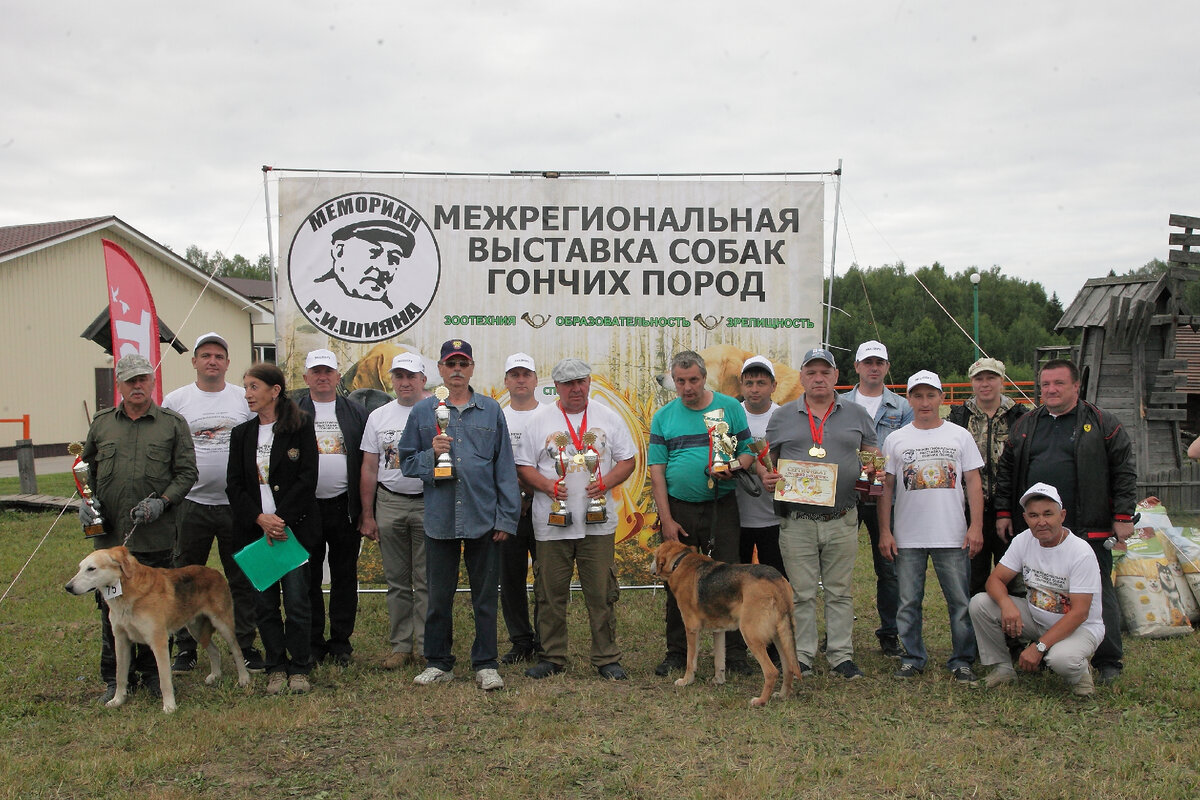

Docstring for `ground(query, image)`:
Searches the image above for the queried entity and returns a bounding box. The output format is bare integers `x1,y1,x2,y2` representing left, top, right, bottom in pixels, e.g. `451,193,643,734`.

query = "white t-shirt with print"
362,401,423,494
883,421,984,548
256,422,276,515
311,400,349,499
162,382,253,505
515,400,636,541
1000,527,1105,642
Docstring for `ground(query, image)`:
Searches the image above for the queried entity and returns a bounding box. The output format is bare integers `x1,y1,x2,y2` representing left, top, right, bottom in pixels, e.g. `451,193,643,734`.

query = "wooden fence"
1137,461,1200,516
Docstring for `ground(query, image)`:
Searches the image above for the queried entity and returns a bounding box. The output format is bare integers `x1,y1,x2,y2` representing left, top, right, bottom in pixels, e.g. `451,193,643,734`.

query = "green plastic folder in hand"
233,527,310,591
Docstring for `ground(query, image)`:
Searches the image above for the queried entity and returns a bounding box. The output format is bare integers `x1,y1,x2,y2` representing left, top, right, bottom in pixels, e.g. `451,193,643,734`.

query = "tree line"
826,262,1072,384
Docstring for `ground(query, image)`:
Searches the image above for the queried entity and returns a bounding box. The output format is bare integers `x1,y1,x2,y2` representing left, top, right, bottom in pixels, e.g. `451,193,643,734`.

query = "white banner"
278,175,825,563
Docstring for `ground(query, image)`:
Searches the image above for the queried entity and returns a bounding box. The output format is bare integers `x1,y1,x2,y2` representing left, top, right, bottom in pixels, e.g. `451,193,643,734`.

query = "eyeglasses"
442,359,473,368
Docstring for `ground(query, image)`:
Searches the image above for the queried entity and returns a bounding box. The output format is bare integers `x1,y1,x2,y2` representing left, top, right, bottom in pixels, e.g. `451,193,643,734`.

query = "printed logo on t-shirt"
315,419,346,455
898,446,960,491
378,428,403,470
256,443,271,484
538,427,612,475
190,416,239,453
1028,585,1071,615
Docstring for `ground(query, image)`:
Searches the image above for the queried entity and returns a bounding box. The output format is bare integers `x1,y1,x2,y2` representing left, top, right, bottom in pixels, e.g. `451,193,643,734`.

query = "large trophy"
582,431,607,524
68,442,105,538
856,450,874,495
870,454,888,497
433,386,454,480
708,421,736,475
547,433,572,527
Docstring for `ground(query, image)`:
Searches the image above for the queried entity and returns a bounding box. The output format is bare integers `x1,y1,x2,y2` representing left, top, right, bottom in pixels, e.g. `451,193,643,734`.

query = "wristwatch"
1034,640,1048,654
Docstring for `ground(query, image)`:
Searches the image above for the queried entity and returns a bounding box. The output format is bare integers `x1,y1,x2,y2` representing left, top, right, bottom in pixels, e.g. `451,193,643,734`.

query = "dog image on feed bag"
65,546,251,713
653,540,803,707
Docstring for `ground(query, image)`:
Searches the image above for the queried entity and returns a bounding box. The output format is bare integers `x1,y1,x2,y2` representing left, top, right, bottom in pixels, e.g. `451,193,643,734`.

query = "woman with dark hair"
226,363,319,694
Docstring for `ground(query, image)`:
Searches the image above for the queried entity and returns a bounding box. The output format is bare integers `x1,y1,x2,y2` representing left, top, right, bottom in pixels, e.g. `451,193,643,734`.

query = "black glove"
130,495,166,525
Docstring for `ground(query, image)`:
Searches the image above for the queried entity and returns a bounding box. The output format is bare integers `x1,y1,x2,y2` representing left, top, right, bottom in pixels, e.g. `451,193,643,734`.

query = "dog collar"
668,550,690,572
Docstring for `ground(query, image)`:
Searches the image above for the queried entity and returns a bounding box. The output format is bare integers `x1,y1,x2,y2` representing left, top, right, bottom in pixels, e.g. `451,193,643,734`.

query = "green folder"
233,528,311,591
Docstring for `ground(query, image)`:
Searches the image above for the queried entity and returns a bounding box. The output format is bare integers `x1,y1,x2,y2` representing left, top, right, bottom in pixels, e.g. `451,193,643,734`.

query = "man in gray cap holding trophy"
79,353,197,703
515,358,637,680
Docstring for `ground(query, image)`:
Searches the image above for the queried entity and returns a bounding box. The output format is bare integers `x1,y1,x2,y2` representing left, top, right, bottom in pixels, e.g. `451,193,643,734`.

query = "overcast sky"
3,1,1196,306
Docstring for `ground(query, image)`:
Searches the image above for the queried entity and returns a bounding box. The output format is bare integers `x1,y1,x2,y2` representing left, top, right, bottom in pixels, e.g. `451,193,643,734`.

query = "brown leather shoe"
381,651,413,670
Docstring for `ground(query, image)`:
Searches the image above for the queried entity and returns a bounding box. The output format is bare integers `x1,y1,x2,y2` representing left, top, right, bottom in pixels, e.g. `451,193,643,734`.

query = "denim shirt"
397,389,520,540
843,385,913,447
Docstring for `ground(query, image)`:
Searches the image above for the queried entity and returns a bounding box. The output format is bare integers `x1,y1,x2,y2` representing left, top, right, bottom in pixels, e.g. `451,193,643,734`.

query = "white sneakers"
412,665,505,690
475,668,504,691
983,667,1016,689
1072,669,1095,697
413,666,455,685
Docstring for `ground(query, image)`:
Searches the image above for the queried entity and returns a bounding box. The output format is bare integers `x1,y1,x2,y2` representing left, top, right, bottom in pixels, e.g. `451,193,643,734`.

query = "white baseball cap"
390,352,425,374
741,355,775,378
194,331,229,352
855,340,888,362
1020,482,1063,509
906,370,942,392
305,349,338,371
504,352,536,374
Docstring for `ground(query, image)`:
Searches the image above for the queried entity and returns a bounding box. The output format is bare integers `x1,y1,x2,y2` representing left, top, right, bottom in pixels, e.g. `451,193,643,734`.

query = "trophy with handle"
433,385,454,480
856,450,874,495
870,454,888,497
68,442,105,538
582,431,607,524
709,421,734,475
547,433,572,527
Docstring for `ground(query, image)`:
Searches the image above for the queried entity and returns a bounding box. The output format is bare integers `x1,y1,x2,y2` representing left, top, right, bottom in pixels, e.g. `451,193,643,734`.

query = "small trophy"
433,386,453,480
547,433,572,527
68,442,105,538
582,431,607,524
856,450,874,495
870,454,888,497
748,438,774,472
709,421,734,476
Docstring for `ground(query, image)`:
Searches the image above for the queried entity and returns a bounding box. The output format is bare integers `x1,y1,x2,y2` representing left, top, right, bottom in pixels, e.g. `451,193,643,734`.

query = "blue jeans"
423,535,500,672
895,547,976,671
858,502,899,638
259,564,313,676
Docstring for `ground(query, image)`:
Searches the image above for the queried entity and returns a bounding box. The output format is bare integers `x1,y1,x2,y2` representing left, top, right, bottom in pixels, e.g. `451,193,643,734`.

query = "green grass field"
1,505,1198,800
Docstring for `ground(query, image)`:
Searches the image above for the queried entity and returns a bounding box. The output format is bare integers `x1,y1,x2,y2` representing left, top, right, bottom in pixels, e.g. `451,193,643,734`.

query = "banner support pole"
823,158,843,348
262,166,281,361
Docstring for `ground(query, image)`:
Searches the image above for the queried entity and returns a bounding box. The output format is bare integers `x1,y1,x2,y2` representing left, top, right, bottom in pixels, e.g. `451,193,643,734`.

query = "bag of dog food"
1158,524,1200,613
1112,499,1194,637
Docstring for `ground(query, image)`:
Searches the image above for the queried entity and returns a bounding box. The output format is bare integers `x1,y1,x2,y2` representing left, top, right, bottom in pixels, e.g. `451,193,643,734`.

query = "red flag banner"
102,239,162,404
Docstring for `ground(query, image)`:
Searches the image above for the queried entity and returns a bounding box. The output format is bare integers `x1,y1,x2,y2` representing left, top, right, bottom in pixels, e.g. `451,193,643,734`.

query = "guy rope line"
0,494,77,609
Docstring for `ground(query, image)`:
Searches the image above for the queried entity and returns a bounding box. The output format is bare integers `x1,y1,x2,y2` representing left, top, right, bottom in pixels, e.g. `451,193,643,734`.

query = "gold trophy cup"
547,433,572,527
433,385,454,480
582,431,607,524
856,450,874,495
870,454,888,497
68,442,105,538
709,421,733,475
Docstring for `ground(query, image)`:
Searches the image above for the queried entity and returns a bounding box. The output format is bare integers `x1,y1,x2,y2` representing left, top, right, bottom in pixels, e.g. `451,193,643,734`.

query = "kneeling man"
969,482,1104,696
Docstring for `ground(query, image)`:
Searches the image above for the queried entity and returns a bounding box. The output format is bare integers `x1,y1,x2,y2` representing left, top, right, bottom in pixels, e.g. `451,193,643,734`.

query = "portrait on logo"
288,192,441,343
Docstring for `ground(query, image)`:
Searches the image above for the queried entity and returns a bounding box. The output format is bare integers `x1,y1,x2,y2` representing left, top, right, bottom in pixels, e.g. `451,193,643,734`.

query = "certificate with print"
774,459,837,507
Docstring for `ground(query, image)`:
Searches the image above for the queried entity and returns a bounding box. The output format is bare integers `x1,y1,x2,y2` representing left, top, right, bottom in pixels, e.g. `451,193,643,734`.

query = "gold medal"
809,446,826,459
573,453,587,466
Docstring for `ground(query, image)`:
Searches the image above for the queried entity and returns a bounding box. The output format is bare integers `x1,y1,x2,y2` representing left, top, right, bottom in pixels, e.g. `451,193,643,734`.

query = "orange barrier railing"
835,382,1036,405
1,415,31,441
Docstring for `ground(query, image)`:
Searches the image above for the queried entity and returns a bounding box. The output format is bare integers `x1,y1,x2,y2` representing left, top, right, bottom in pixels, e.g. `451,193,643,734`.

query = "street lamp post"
970,271,981,360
